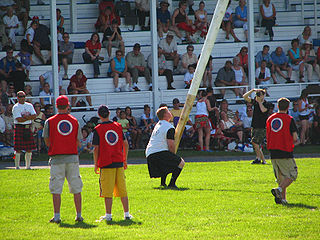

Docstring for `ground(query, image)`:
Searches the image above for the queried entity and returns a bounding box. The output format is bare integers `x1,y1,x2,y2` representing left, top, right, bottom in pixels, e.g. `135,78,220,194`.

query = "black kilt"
14,124,36,151
147,151,182,178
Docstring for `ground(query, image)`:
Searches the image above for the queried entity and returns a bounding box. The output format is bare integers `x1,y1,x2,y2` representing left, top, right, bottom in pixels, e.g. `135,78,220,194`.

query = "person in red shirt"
266,97,299,205
236,46,248,75
67,69,93,108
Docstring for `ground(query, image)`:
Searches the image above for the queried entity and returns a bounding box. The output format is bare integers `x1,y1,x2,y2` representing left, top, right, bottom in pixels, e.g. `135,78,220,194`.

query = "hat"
56,95,70,106
133,43,141,49
32,16,39,21
98,105,110,118
173,98,180,104
160,1,170,6
303,40,312,45
167,31,174,37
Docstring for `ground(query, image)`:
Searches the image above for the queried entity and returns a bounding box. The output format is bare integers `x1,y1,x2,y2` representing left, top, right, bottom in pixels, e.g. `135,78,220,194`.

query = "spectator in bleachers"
112,107,121,122
0,20,9,50
237,46,248,75
297,26,313,46
31,102,46,153
288,100,300,128
126,43,152,91
21,20,37,55
184,63,195,89
6,83,16,104
301,41,320,82
43,103,54,119
221,0,241,42
9,62,26,92
297,90,312,146
102,19,124,62
39,82,53,107
260,0,276,41
271,47,294,83
1,103,14,146
159,32,179,72
14,0,30,32
220,109,244,146
180,44,198,74
214,60,239,99
96,6,120,33
194,1,208,39
234,0,248,41
200,55,213,88
135,0,150,31
241,106,253,143
255,45,277,84
171,0,196,43
157,1,171,39
140,104,155,135
56,8,64,33
67,69,93,108
83,33,103,78
3,7,19,50
24,84,33,103
125,106,142,149
58,32,74,80
0,46,19,93
186,0,195,15
16,47,32,80
39,66,65,95
232,56,246,96
255,60,271,86
288,38,305,83
108,49,132,92
147,46,175,90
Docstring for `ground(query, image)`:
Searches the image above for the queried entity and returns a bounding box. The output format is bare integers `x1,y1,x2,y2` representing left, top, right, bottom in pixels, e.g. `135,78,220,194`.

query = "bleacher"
1,0,320,125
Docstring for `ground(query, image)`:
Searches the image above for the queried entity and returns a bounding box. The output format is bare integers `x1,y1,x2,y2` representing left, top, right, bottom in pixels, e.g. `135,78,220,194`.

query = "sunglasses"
18,95,25,98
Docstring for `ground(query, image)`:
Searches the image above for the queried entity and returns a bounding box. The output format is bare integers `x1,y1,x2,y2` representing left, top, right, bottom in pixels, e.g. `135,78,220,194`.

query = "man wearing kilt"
12,91,37,169
145,107,185,189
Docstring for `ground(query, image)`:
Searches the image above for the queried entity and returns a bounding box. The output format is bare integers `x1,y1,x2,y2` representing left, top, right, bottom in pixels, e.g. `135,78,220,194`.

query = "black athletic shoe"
251,159,261,164
274,197,282,204
49,217,61,224
75,216,84,222
168,184,179,189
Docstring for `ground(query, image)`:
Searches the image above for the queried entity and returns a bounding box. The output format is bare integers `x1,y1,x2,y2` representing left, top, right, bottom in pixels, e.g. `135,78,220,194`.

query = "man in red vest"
266,97,299,205
93,105,133,222
43,95,83,223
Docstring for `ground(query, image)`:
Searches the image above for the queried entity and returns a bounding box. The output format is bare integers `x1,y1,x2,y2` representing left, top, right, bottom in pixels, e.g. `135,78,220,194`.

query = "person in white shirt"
145,107,185,189
39,66,66,95
3,7,19,49
39,82,53,107
12,91,37,169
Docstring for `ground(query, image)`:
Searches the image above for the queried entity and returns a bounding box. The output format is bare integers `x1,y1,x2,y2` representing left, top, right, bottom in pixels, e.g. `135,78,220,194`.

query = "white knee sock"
14,152,21,168
25,152,32,169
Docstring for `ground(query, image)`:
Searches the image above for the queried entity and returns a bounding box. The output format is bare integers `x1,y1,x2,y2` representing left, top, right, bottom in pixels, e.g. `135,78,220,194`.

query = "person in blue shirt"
234,0,248,39
271,47,294,83
255,45,277,84
0,46,19,93
157,1,171,39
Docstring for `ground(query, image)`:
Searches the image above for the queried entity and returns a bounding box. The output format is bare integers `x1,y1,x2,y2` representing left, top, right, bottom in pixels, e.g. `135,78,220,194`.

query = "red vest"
266,113,294,152
48,114,79,156
95,122,124,168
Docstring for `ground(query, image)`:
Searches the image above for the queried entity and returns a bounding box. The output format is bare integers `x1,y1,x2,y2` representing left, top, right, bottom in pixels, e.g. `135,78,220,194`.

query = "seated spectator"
16,47,32,80
58,32,74,80
1,103,14,146
107,50,132,92
214,60,239,98
288,100,300,128
9,62,26,92
199,54,213,88
39,66,65,95
39,82,53,107
255,60,271,85
311,105,320,144
102,19,124,61
260,0,276,41
221,0,241,42
237,46,248,75
147,46,175,90
67,69,93,108
126,43,152,91
232,56,246,96
0,19,9,49
241,106,253,143
194,1,208,39
56,8,64,33
125,106,142,149
79,128,93,154
3,7,19,49
14,0,30,33
0,46,19,92
20,20,37,54
31,102,46,153
112,107,121,122
170,98,194,136
159,32,180,71
220,108,244,144
288,38,305,82
43,103,54,119
297,90,312,145
180,44,198,74
271,47,294,83
6,83,16,105
95,6,120,33
171,0,196,43
301,41,320,81
157,1,171,39
117,110,132,148
184,64,195,89
24,84,33,103
234,0,248,41
140,104,155,135
298,26,313,46
255,45,277,84
83,33,103,78
135,0,150,31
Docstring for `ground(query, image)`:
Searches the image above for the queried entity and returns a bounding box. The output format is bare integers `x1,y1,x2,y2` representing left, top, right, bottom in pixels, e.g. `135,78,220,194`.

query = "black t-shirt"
166,128,175,140
251,98,270,129
270,118,298,159
34,24,50,47
102,27,121,42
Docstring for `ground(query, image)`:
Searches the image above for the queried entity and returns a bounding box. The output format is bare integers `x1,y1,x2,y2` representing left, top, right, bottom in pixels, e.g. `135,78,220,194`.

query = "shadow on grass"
285,203,318,210
105,219,142,226
153,187,190,191
59,222,97,229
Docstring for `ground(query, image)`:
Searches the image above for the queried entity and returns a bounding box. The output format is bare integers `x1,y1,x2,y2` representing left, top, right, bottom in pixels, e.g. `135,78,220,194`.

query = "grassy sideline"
0,158,320,239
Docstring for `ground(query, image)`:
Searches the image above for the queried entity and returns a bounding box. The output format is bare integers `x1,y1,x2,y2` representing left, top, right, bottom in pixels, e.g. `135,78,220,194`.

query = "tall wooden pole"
174,0,229,153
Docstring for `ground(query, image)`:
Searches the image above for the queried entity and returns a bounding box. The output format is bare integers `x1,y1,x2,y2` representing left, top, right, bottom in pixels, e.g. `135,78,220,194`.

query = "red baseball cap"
32,16,39,21
56,95,70,106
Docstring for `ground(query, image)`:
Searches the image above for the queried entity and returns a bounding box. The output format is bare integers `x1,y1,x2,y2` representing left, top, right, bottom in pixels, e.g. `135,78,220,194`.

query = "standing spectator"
206,87,219,128
21,20,37,55
221,0,241,42
43,95,84,223
237,46,248,75
180,44,198,74
67,69,93,108
297,90,312,146
3,7,19,49
288,38,305,83
194,1,208,39
234,0,248,40
157,1,171,39
93,105,133,222
107,50,132,92
184,64,195,89
255,60,271,85
267,97,299,205
39,82,53,107
31,102,46,153
255,45,277,84
232,56,246,96
39,66,65,95
260,0,276,41
12,91,37,169
301,41,320,82
147,46,175,90
159,32,180,72
243,89,269,164
0,46,19,92
125,106,142,149
140,104,155,135
271,47,293,83
102,19,124,62
297,26,313,46
135,0,150,31
126,43,152,91
33,16,52,64
82,33,103,78
16,47,32,80
9,62,26,92
58,32,74,80
214,60,239,98
1,103,14,146
56,8,64,33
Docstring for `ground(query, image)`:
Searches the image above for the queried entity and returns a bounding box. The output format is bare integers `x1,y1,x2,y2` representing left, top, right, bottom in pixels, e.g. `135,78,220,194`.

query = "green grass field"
0,158,319,240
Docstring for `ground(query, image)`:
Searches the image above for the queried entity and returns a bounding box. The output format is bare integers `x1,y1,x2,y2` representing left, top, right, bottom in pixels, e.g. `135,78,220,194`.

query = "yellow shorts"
271,158,298,184
99,167,127,198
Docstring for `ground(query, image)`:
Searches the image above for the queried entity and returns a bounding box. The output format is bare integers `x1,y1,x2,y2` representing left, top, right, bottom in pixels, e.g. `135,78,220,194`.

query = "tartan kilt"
14,124,36,151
